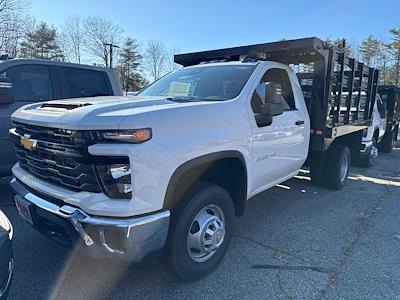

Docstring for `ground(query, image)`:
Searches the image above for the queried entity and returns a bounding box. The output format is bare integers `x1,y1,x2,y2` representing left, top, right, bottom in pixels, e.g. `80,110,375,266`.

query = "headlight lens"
95,163,132,199
93,129,152,143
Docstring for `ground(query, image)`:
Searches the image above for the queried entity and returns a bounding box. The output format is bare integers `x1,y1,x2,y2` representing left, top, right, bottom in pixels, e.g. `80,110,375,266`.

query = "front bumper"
10,178,170,262
360,140,378,159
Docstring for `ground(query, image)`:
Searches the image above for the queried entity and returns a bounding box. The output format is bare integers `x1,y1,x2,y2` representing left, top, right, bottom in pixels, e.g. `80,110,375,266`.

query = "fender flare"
163,150,248,212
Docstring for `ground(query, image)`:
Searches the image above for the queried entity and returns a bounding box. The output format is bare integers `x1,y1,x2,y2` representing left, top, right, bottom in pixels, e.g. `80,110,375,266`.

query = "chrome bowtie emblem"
20,134,38,150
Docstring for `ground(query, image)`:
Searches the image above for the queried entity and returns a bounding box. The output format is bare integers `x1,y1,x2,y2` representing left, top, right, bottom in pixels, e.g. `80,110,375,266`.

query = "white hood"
11,96,209,130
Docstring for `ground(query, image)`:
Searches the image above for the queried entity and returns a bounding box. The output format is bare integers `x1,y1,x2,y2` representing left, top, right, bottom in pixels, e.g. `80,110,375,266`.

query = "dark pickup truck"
0,57,123,177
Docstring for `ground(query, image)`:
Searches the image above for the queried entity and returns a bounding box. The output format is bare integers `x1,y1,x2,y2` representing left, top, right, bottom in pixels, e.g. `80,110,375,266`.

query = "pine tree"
20,22,65,61
359,35,381,67
117,37,145,92
389,28,400,85
333,38,352,55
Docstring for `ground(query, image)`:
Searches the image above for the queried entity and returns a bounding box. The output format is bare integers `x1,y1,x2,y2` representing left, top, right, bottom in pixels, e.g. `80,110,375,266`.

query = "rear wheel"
380,129,396,153
324,145,351,190
167,183,235,281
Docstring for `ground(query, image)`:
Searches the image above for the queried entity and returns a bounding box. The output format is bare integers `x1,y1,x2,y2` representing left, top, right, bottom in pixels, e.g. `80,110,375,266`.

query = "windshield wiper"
166,96,223,103
166,96,202,102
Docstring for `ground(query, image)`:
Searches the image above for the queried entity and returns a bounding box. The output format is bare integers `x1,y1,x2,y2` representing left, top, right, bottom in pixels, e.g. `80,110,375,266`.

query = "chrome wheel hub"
187,204,225,263
340,154,349,183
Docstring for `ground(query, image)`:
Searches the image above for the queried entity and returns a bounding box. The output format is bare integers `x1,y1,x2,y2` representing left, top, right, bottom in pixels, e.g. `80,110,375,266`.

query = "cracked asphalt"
1,148,399,299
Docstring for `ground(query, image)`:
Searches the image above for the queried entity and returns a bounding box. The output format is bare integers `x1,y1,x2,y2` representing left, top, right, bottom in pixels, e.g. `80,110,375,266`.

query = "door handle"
295,120,305,126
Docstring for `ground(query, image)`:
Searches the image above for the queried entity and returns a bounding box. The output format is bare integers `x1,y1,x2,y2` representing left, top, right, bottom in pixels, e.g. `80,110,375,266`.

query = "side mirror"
261,102,284,116
0,77,13,104
253,82,285,127
255,103,284,127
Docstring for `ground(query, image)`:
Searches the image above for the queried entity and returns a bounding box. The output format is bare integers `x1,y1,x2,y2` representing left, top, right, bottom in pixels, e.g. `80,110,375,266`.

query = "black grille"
11,122,101,192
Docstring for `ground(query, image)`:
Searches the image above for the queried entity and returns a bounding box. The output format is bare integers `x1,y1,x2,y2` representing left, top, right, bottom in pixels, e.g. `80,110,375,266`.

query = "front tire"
360,138,378,168
324,145,351,190
167,183,235,281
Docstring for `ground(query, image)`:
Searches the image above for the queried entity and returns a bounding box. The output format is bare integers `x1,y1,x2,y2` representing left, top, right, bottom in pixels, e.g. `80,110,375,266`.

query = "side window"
0,65,53,102
63,67,111,98
250,68,295,114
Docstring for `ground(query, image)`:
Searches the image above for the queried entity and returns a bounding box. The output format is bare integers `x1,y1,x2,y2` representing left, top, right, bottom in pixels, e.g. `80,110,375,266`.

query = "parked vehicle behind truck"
378,85,400,152
359,94,387,167
0,57,123,177
9,37,379,280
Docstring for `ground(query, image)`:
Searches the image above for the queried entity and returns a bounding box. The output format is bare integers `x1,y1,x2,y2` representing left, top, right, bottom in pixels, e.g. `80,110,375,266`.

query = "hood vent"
40,102,92,110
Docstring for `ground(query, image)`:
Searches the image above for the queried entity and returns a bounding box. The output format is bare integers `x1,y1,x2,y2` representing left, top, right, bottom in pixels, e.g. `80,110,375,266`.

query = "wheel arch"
163,151,248,217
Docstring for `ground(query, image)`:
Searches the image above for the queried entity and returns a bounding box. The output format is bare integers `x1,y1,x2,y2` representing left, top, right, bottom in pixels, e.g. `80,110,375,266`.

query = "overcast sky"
31,0,400,53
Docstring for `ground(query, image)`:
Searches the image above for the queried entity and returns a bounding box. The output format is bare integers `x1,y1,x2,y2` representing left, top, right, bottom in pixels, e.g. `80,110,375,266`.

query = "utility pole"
104,43,119,68
126,63,130,95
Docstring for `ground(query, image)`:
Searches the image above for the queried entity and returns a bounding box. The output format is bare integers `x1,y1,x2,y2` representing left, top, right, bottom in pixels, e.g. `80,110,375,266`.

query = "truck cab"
0,57,123,177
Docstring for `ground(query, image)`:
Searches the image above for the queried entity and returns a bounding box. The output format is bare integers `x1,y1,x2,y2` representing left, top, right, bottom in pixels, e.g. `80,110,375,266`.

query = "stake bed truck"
9,37,378,280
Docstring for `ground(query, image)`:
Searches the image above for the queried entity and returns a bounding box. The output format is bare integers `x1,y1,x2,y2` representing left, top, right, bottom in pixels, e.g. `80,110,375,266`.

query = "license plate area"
15,196,34,226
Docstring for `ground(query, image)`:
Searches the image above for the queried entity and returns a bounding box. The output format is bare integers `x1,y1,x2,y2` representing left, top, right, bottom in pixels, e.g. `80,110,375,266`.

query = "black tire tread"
167,183,235,281
324,145,351,190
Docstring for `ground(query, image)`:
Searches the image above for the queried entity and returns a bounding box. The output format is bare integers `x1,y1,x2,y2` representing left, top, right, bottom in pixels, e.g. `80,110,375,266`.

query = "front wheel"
324,145,351,190
167,183,235,281
360,138,378,168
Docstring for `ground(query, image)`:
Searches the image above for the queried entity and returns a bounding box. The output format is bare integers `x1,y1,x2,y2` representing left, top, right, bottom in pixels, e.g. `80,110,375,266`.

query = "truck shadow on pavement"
5,149,400,299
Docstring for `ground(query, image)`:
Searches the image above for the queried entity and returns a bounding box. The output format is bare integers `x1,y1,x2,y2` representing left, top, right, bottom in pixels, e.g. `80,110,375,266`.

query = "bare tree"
143,40,167,82
377,43,392,84
0,0,31,56
166,46,182,73
60,15,83,63
83,16,123,67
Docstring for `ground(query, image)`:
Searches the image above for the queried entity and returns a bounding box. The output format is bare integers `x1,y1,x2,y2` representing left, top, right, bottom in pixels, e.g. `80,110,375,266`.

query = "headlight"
93,128,152,143
95,163,132,199
0,210,13,240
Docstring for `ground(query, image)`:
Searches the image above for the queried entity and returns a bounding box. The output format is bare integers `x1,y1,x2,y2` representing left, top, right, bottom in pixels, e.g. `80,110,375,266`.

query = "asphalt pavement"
1,148,399,299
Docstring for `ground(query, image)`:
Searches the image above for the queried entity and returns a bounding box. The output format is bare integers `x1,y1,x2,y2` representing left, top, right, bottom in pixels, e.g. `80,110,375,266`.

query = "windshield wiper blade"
166,96,201,102
166,96,225,102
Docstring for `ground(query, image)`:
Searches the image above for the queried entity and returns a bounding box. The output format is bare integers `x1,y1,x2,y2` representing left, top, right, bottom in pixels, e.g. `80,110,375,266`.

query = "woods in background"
1,0,399,90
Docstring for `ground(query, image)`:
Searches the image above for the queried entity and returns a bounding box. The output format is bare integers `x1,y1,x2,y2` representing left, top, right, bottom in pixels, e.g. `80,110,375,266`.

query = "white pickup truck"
9,38,379,280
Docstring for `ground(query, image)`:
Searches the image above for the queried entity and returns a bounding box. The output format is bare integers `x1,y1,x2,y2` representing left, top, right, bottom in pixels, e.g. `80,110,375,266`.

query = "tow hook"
59,206,94,246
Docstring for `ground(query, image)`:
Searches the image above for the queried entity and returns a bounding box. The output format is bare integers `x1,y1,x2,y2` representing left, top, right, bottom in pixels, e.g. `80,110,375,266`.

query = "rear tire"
380,130,395,153
324,145,351,190
167,183,235,281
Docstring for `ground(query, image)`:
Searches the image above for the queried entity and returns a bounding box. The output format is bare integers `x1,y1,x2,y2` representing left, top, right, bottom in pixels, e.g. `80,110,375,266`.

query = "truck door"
248,66,309,195
0,64,53,175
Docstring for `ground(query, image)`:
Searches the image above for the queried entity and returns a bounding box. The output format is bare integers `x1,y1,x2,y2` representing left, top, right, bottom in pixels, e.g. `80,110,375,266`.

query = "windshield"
139,65,256,101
